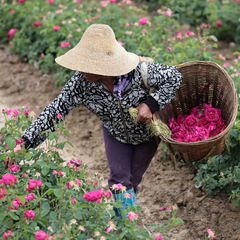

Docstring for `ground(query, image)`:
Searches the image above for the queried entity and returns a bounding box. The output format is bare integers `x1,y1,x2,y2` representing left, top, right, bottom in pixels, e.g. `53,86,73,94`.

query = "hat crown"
79,24,117,54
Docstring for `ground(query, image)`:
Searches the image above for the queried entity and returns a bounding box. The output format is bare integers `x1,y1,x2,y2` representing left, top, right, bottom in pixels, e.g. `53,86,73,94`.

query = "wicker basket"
157,61,238,164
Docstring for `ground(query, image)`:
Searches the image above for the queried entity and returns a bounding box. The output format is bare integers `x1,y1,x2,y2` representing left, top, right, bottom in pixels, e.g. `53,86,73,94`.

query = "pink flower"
164,11,171,17
24,210,35,220
2,173,17,185
66,181,73,188
7,198,21,210
205,108,219,122
2,231,13,239
105,191,112,198
53,25,59,31
71,198,76,204
186,31,193,36
35,230,49,240
194,126,209,140
216,20,222,27
84,188,105,202
110,0,116,2
10,164,20,172
8,29,18,40
26,179,42,191
22,173,27,178
138,17,148,25
155,236,166,240
127,211,138,221
48,0,54,3
53,170,57,175
167,46,171,51
60,42,70,48
33,20,42,28
76,179,82,186
57,113,62,118
78,226,86,232
184,115,198,129
223,62,228,68
18,0,26,3
26,193,35,201
207,229,216,239
24,109,29,117
175,32,182,38
160,207,164,211
14,145,22,152
93,182,98,187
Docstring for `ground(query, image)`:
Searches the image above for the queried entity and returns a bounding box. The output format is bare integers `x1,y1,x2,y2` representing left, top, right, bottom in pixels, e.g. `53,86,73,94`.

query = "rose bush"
0,106,187,240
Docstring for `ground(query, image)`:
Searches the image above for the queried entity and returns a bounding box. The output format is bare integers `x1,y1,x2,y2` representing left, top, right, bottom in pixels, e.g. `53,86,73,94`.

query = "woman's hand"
135,103,153,123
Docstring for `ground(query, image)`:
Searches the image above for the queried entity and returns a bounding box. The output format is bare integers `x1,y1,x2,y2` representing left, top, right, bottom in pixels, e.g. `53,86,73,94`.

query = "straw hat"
55,24,140,76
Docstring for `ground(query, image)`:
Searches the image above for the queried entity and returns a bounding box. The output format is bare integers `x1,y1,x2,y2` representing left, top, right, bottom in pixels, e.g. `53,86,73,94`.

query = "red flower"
33,20,42,27
205,108,219,121
10,164,20,172
184,115,198,129
1,174,17,185
35,230,49,240
24,210,35,220
26,179,42,191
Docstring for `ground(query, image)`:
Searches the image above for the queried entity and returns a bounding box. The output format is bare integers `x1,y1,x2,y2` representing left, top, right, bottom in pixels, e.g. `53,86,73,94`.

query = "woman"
22,24,183,217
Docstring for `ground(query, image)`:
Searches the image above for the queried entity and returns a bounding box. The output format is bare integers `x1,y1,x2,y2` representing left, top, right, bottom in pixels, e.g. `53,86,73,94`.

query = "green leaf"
18,196,26,205
54,189,62,198
209,35,218,42
48,132,56,140
140,228,149,238
74,212,82,220
48,162,58,169
42,202,50,210
41,209,50,217
0,212,6,222
51,221,59,232
66,141,74,148
149,223,158,229
79,203,89,209
64,130,70,137
8,211,19,220
42,165,50,175
50,211,57,220
45,189,53,196
24,152,32,159
5,136,16,150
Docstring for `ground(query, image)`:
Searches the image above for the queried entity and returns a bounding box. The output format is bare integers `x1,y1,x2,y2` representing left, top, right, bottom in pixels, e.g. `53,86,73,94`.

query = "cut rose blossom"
168,104,226,142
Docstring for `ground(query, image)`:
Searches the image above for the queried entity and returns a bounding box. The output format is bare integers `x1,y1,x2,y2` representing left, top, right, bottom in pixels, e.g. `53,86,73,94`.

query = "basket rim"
162,61,238,146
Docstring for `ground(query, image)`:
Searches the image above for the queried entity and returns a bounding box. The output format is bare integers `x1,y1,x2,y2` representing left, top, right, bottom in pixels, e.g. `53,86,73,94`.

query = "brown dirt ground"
0,44,240,240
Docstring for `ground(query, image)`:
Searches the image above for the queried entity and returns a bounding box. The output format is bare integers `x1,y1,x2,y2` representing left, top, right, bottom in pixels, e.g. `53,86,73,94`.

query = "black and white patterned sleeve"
147,63,183,111
23,71,83,148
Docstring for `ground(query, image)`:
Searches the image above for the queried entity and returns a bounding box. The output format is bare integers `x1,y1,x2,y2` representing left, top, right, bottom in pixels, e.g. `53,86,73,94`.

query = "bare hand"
135,103,153,123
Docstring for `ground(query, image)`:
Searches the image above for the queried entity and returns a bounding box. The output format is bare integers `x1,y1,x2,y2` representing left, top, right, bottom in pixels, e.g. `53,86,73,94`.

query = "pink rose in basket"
205,108,219,121
184,115,198,129
172,124,188,141
189,106,203,119
217,116,226,130
176,114,186,125
210,128,221,138
194,126,209,140
202,103,212,109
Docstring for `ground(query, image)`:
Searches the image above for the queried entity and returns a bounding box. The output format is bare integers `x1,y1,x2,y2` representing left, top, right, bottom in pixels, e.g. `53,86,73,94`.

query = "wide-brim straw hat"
55,24,140,76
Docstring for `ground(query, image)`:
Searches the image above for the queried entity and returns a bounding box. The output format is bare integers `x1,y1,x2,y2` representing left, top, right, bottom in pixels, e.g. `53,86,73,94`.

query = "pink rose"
210,128,221,138
35,230,49,240
155,236,166,240
202,103,212,109
217,116,226,130
105,191,112,198
26,193,35,201
66,182,73,188
216,20,222,27
172,124,188,140
71,198,76,204
127,211,138,221
18,0,26,2
2,173,17,185
189,106,203,119
15,137,24,145
26,179,42,191
93,182,98,187
14,145,22,153
48,0,54,3
53,25,59,31
33,20,42,28
205,108,219,121
184,115,198,129
138,17,148,25
24,210,35,220
8,28,18,40
60,42,70,48
194,126,209,140
2,231,13,240
10,164,20,172
24,109,29,117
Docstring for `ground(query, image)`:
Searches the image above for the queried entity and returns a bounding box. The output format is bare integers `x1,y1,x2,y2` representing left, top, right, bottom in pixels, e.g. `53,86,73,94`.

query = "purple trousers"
102,126,159,193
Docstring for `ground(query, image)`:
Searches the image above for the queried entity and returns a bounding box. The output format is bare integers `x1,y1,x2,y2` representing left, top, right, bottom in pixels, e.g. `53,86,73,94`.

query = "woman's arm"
22,71,84,149
146,63,183,111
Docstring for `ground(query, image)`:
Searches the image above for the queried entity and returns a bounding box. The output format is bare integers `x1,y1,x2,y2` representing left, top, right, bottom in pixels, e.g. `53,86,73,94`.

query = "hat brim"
55,43,140,76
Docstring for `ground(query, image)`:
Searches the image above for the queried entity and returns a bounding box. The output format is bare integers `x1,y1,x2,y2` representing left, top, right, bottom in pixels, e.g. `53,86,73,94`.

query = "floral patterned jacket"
23,62,183,148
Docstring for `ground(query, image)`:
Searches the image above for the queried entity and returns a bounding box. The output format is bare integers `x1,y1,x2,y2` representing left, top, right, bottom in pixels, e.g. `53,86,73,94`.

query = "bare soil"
0,44,240,240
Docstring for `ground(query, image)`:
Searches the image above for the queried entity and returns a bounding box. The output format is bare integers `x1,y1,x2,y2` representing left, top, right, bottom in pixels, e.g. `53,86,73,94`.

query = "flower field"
1,0,240,239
